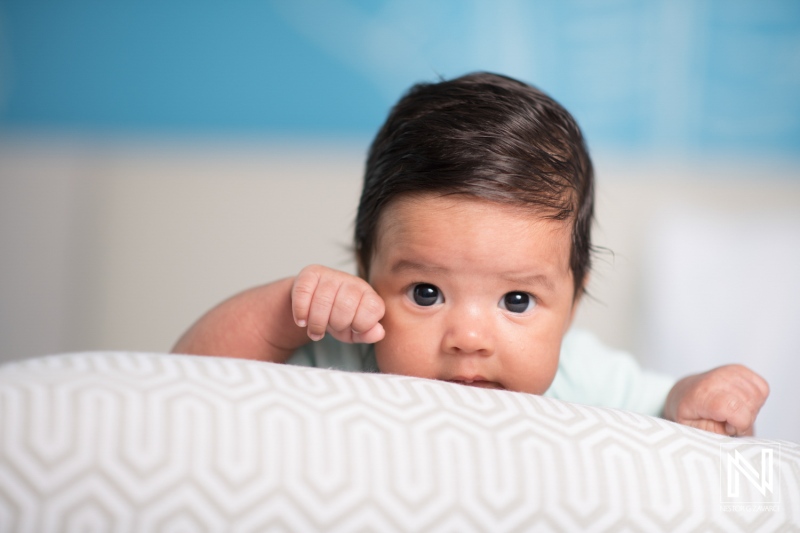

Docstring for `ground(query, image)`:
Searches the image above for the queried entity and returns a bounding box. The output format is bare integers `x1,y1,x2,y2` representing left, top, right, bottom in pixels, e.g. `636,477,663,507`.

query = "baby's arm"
663,365,769,436
552,331,769,436
172,277,307,361
172,265,385,361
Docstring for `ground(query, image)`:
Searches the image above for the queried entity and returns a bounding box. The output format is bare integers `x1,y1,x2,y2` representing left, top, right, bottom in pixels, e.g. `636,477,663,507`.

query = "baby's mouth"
446,377,505,390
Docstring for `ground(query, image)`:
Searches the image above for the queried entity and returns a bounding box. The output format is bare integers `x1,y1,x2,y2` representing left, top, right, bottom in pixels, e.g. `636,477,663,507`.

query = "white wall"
1,138,366,358
2,138,799,441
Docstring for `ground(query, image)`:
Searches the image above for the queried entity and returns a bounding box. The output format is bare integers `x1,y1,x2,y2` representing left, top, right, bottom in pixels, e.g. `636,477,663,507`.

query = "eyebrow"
500,272,556,292
390,259,556,292
390,260,448,276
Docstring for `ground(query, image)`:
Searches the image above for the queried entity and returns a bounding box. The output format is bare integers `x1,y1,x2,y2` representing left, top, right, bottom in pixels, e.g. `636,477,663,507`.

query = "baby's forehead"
373,194,574,266
377,194,570,238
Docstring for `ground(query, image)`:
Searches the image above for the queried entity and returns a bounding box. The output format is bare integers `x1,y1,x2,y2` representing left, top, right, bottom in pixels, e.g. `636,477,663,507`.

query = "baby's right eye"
408,283,443,307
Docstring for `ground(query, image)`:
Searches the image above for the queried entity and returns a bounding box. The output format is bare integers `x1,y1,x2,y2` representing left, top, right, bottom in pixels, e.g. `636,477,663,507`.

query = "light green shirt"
287,328,675,417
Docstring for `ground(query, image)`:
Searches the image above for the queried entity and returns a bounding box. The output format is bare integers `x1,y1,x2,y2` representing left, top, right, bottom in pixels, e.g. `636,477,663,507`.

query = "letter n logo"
720,443,781,504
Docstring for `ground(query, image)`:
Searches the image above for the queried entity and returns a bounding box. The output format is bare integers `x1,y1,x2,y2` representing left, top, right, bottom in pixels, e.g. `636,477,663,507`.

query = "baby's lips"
446,376,505,389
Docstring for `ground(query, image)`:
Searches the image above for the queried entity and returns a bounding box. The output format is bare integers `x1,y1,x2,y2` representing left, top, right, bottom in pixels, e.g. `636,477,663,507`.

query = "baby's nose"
441,305,494,356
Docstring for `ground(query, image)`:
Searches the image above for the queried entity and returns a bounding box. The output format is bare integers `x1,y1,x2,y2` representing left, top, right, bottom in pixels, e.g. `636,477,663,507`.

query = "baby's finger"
352,323,385,344
721,376,767,435
326,282,363,334
702,390,757,437
752,372,770,400
735,367,770,407
683,418,729,436
291,267,322,327
305,276,341,341
350,292,386,336
725,421,754,437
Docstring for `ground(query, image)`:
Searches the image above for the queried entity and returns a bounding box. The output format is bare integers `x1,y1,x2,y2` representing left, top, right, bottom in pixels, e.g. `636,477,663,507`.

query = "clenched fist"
664,364,769,436
292,265,386,344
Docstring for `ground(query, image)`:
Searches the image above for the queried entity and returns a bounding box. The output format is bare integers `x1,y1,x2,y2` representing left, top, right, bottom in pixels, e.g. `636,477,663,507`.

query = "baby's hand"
663,364,769,436
291,265,386,344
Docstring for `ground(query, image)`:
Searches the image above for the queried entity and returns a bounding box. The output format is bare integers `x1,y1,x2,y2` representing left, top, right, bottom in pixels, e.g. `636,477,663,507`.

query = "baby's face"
369,194,580,394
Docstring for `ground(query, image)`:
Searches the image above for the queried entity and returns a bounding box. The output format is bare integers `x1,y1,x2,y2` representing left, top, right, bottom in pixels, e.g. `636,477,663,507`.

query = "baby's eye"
408,283,443,307
500,292,535,313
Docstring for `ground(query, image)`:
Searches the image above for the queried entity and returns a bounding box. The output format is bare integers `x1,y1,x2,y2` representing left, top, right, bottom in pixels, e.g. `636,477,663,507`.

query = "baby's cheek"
513,363,559,395
538,340,562,383
511,343,561,395
372,338,392,373
374,339,409,376
373,324,406,373
374,327,432,378
536,359,560,394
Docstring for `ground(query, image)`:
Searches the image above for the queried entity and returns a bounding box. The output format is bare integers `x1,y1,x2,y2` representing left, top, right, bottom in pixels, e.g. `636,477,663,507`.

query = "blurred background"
1,0,799,441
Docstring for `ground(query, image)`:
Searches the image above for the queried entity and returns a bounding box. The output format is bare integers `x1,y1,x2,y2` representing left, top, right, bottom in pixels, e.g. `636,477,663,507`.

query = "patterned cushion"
1,352,798,532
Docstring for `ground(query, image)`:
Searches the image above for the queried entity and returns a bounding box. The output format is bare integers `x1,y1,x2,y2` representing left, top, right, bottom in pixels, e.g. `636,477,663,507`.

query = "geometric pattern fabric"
1,352,798,532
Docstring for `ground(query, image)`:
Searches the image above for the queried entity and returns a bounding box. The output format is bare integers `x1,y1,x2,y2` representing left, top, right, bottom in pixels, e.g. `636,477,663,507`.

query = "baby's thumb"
354,323,385,344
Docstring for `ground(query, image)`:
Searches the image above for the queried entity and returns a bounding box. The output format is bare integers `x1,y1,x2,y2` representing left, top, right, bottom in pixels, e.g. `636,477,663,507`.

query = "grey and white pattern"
0,352,798,532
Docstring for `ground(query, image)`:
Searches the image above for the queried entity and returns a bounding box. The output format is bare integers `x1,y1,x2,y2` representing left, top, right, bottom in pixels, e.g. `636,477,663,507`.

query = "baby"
173,72,768,436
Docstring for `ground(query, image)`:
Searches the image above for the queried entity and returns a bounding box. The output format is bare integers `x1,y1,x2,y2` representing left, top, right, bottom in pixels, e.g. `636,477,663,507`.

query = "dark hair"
355,72,594,296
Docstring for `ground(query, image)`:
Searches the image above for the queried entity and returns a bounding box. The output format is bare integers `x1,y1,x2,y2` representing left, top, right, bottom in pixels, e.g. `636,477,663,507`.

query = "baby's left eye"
499,292,535,313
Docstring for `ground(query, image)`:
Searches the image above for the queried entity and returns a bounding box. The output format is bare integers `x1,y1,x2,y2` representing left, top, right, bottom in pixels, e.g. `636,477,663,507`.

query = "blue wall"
1,0,798,156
